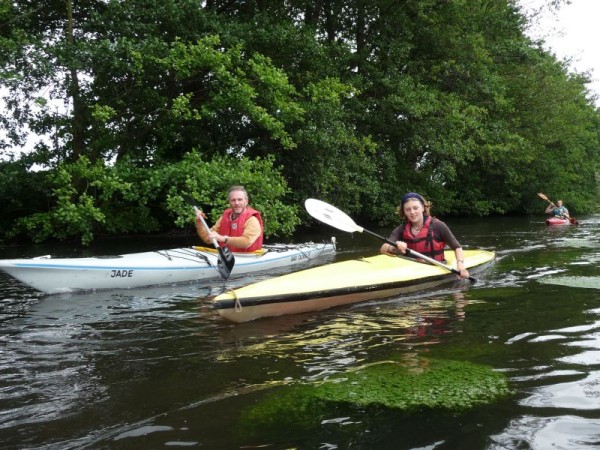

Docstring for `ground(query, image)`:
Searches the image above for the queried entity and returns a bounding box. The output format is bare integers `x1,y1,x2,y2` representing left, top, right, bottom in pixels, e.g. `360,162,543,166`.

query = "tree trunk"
66,0,86,161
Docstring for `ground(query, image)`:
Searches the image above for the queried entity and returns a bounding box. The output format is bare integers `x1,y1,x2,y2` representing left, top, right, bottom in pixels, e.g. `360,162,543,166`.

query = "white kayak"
0,240,336,295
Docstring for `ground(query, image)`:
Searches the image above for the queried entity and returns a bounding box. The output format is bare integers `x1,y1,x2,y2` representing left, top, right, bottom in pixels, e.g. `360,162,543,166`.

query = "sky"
520,0,600,104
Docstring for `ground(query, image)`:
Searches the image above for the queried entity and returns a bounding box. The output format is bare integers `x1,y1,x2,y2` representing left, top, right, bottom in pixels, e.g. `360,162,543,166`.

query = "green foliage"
163,36,304,154
0,160,49,241
9,158,105,245
6,152,297,245
1,0,599,244
285,77,380,216
163,151,300,237
239,358,510,435
315,359,509,411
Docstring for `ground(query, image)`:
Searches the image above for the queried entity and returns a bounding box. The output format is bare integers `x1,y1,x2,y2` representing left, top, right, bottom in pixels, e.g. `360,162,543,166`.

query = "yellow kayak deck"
213,249,495,322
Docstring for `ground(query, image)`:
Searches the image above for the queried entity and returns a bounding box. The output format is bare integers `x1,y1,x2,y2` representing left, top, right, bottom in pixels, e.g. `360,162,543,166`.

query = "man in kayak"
380,192,470,279
195,185,264,252
545,199,569,219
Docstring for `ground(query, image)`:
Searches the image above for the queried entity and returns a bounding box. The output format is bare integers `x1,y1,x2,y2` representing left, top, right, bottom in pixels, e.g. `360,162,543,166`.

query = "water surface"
1,215,599,449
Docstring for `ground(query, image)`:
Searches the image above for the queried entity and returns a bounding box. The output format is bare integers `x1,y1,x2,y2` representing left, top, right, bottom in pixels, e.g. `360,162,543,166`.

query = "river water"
1,215,600,449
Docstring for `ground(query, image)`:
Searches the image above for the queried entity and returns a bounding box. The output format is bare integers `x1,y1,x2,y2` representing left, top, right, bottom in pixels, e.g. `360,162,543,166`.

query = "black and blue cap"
400,192,426,208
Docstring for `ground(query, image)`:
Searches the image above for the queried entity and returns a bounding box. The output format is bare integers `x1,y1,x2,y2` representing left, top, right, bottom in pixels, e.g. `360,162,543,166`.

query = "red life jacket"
219,207,264,252
401,216,446,261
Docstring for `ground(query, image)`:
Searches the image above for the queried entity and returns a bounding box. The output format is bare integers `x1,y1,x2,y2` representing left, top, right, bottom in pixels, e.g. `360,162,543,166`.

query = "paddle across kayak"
546,217,572,226
213,249,495,322
0,240,336,295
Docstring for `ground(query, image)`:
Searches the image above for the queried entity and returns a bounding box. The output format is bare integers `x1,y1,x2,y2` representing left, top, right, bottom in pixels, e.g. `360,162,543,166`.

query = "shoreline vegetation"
1,1,598,246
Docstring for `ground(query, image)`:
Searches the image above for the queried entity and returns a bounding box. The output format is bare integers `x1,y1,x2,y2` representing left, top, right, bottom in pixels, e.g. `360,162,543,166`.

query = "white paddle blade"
304,198,363,233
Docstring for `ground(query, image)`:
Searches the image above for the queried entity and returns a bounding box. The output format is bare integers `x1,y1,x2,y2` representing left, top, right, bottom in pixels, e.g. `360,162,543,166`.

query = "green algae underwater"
238,357,510,434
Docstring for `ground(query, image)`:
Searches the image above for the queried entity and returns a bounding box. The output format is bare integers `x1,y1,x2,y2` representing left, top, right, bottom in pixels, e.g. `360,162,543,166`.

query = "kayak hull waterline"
0,241,336,295
213,249,495,322
546,217,572,226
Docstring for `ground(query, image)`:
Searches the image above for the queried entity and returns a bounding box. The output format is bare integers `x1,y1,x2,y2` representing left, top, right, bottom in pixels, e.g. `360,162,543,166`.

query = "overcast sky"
520,0,600,104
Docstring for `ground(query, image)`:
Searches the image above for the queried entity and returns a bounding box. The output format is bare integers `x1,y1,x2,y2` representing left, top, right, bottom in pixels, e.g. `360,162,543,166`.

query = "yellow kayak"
213,249,495,322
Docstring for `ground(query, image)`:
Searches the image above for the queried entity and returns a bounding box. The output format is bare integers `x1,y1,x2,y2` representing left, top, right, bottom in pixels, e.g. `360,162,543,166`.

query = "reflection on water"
540,275,600,289
2,216,600,448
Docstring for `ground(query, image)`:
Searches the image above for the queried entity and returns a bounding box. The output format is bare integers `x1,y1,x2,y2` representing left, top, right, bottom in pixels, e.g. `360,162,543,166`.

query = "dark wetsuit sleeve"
387,225,404,242
432,219,461,249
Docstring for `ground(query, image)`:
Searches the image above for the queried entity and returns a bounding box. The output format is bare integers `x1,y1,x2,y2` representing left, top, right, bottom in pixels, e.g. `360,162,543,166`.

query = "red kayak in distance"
546,217,572,226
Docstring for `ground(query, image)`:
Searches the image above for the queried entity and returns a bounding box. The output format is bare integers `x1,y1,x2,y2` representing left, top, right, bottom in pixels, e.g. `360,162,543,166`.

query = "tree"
1,0,599,244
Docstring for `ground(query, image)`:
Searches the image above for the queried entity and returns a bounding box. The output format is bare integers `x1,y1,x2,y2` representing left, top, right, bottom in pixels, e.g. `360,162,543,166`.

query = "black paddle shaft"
184,196,235,279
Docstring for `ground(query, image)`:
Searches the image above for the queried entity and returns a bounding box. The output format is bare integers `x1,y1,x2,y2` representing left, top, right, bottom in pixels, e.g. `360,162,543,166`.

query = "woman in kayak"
380,192,470,279
545,199,569,218
195,185,264,252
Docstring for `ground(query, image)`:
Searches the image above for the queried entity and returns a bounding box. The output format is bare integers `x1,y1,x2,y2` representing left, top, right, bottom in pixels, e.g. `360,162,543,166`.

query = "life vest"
219,207,264,252
401,216,446,261
553,207,568,217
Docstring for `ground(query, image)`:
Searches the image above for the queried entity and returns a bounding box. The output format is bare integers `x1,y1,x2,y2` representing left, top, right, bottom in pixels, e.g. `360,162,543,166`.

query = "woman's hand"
454,250,470,279
395,241,408,254
385,241,407,254
457,267,470,280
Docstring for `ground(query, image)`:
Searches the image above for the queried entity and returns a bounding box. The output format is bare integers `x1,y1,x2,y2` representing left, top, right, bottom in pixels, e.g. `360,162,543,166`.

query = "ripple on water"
539,276,600,289
558,238,600,249
519,370,600,410
551,320,600,334
489,415,600,449
557,350,600,366
563,334,600,349
506,313,600,412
